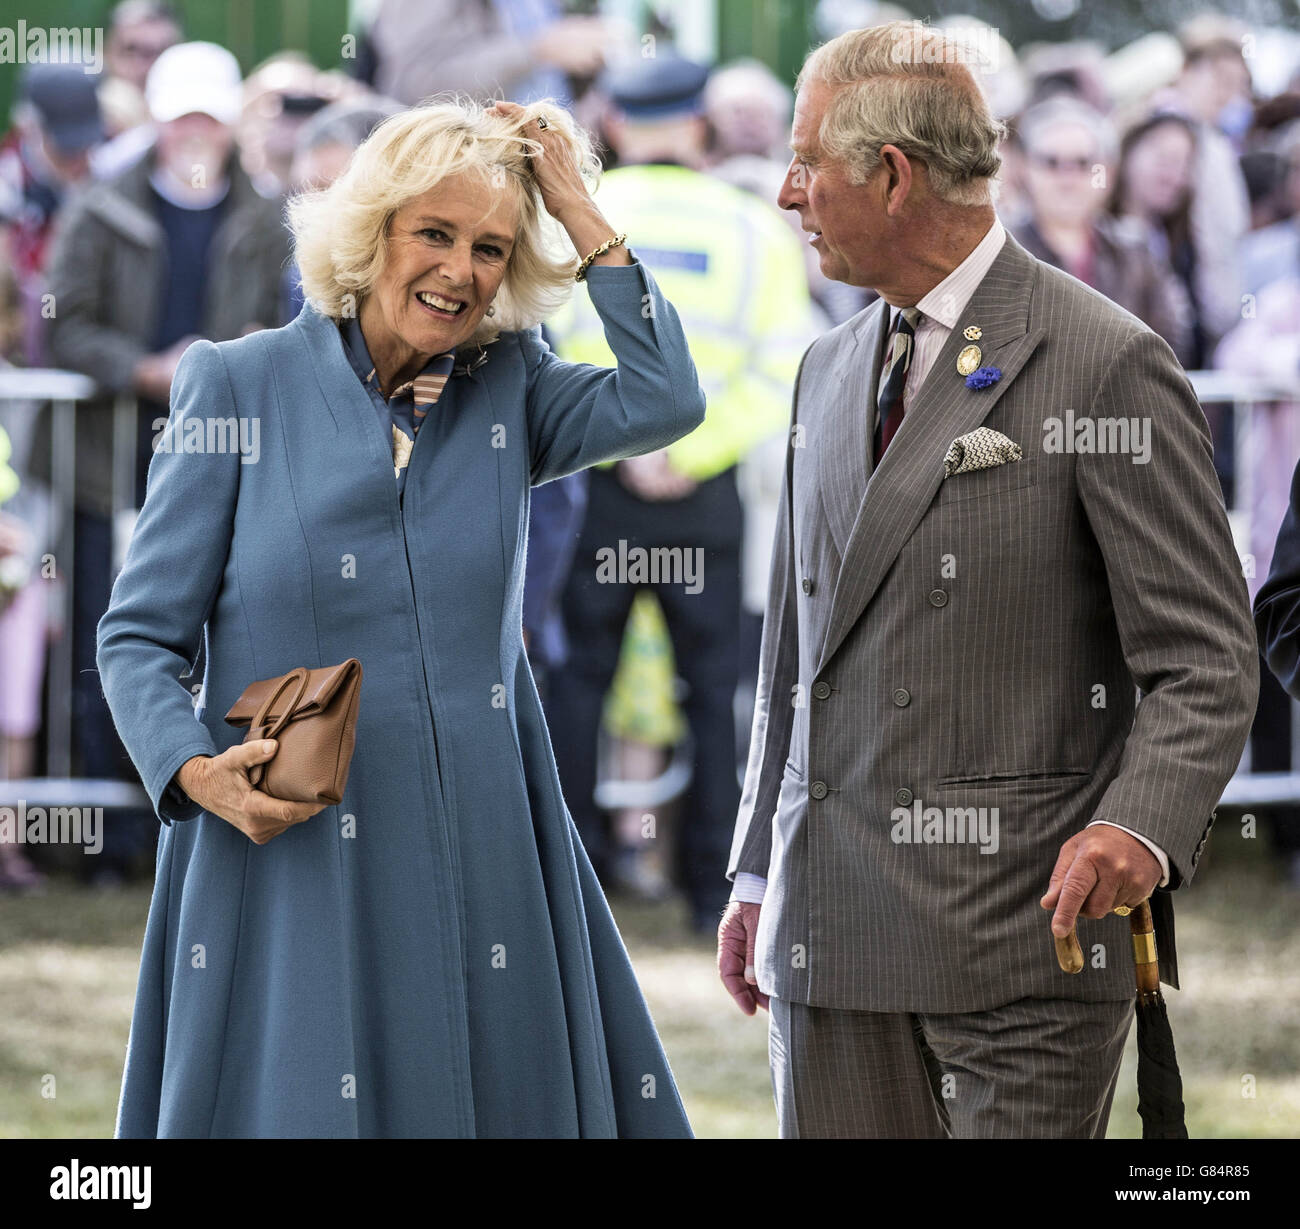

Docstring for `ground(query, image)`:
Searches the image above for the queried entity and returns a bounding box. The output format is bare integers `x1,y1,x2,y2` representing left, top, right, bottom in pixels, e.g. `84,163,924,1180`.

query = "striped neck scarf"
340,315,455,500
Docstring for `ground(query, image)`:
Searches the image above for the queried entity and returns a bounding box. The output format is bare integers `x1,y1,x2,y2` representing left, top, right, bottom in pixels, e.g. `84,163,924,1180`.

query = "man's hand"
530,16,618,77
617,450,698,501
718,901,769,1015
1041,825,1162,938
132,337,196,403
176,741,327,845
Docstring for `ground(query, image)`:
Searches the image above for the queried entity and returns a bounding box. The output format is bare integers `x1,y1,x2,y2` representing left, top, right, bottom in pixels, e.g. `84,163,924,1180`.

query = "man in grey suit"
718,22,1258,1138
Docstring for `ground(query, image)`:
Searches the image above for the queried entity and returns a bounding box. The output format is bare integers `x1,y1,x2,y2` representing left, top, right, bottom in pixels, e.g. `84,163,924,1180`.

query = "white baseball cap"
145,41,242,126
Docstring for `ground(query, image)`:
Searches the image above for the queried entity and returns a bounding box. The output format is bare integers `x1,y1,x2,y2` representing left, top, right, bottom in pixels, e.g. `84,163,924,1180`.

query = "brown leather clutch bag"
223,659,362,805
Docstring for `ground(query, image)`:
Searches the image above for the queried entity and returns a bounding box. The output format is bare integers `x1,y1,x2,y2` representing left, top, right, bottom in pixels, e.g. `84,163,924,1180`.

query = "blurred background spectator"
1241,122,1300,296
1109,113,1214,365
1144,16,1252,361
704,57,861,324
19,41,288,880
357,0,622,107
0,418,45,890
0,63,104,366
1011,95,1194,363
545,49,817,929
237,52,362,198
103,0,182,94
93,0,183,178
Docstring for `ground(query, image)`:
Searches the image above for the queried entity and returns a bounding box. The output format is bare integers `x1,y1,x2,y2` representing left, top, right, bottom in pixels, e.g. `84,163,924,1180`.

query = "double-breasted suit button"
928,589,948,607
812,680,832,700
802,577,814,595
810,780,828,799
892,688,911,707
895,787,913,806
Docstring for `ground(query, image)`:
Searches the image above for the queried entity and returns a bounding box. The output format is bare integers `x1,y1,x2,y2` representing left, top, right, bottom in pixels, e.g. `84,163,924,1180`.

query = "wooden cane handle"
1054,926,1084,974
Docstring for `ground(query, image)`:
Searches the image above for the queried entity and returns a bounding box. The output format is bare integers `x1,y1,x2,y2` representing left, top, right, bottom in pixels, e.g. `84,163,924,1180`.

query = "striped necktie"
874,306,922,461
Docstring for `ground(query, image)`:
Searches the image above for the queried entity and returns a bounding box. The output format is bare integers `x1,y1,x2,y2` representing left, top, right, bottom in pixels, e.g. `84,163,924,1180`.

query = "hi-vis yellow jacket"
546,164,820,481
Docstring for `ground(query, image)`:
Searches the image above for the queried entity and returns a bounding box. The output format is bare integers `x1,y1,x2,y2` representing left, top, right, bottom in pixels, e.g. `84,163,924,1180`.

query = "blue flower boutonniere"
965,366,1002,390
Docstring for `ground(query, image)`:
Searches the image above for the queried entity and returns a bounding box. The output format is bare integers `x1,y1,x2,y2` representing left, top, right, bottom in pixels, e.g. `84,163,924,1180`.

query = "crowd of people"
2,0,1300,907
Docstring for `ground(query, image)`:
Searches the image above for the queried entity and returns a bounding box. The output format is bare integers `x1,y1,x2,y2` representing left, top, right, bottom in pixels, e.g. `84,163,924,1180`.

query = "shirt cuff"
731,872,768,904
1087,820,1170,889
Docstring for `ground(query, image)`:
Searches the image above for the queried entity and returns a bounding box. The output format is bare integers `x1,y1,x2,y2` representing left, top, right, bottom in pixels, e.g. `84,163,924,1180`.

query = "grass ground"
1,827,1296,1138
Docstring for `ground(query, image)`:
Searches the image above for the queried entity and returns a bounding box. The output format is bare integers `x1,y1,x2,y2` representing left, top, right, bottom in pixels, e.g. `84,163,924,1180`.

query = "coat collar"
288,302,489,482
816,231,1046,673
290,302,391,469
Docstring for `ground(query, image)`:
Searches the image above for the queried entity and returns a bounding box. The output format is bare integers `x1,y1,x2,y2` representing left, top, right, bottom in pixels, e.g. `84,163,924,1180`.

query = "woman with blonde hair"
97,97,703,1138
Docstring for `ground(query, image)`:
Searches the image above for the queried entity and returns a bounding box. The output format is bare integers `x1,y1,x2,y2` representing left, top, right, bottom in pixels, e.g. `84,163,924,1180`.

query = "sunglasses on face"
1029,153,1097,174
119,40,175,60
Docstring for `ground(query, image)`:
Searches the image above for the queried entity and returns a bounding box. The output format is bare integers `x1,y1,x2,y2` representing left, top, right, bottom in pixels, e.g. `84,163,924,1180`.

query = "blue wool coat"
97,260,705,1138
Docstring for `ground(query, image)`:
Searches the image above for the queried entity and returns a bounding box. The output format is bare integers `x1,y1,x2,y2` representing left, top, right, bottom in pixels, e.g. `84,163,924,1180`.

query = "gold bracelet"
575,232,627,282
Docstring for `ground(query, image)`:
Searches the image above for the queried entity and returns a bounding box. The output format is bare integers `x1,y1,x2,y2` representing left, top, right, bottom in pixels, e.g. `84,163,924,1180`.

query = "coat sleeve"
523,261,705,486
726,348,809,881
1076,328,1258,884
96,340,241,824
1255,456,1300,697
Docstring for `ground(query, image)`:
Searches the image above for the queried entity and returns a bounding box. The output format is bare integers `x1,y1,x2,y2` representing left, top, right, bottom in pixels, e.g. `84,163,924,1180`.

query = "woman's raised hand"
488,100,630,267
488,100,589,220
176,742,327,845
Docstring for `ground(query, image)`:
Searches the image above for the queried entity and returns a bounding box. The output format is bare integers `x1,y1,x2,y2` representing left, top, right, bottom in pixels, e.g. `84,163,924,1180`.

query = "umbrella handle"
1052,900,1160,994
1127,899,1160,999
1053,928,1084,973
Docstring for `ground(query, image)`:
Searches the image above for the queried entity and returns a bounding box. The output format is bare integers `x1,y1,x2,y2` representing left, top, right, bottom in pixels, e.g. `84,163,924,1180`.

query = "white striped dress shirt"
876,215,1007,422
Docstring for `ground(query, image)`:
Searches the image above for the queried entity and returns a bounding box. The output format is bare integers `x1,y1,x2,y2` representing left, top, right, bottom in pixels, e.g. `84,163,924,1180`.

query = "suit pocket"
784,756,807,783
936,769,1089,786
935,457,1039,503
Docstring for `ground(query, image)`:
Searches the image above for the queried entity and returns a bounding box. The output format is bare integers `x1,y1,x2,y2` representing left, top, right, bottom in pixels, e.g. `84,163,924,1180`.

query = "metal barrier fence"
2,369,148,809
1188,370,1300,806
2,366,1300,816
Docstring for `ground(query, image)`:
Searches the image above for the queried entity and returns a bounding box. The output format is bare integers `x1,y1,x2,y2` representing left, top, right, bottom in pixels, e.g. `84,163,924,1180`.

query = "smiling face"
361,171,519,387
778,77,887,288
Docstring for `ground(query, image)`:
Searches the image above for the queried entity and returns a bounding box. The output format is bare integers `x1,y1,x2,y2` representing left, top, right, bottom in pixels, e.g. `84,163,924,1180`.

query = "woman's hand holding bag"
176,742,328,845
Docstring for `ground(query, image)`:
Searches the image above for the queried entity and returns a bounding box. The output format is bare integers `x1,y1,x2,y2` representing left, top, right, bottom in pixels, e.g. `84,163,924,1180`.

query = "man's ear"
878,143,914,215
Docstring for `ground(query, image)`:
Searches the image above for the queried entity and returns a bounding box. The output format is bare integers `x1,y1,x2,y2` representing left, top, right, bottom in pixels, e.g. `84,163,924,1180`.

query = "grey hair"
798,20,1006,207
1018,96,1118,165
704,58,793,121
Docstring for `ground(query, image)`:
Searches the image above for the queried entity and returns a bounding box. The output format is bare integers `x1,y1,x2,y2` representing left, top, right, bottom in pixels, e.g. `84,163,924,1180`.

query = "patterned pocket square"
943,427,1023,478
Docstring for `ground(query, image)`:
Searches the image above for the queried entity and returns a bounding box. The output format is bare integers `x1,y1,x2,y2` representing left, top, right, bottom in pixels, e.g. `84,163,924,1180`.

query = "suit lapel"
817,298,889,558
816,234,1046,673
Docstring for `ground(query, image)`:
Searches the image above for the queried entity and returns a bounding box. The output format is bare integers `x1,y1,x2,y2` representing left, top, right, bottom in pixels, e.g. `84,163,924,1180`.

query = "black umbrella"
1123,900,1188,1138
1054,900,1187,1139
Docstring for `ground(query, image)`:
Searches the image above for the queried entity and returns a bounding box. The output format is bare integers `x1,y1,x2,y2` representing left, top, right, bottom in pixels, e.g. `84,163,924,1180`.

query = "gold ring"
1112,905,1132,917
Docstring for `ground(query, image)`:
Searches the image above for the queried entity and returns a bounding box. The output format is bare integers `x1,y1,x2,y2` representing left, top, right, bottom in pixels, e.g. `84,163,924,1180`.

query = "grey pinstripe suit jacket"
727,233,1258,1013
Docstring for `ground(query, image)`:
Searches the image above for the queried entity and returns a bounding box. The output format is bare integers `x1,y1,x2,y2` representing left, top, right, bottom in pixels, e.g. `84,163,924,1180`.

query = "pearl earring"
486,303,496,317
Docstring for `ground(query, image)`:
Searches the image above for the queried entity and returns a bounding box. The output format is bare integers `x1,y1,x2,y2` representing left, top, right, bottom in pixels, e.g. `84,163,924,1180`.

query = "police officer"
546,50,818,931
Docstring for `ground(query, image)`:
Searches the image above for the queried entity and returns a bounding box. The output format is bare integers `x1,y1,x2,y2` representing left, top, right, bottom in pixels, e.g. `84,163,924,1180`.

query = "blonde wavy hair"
286,97,601,344
799,21,1005,208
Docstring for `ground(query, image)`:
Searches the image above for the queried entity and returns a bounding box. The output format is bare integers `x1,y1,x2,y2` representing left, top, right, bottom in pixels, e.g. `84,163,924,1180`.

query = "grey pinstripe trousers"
769,994,1134,1138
